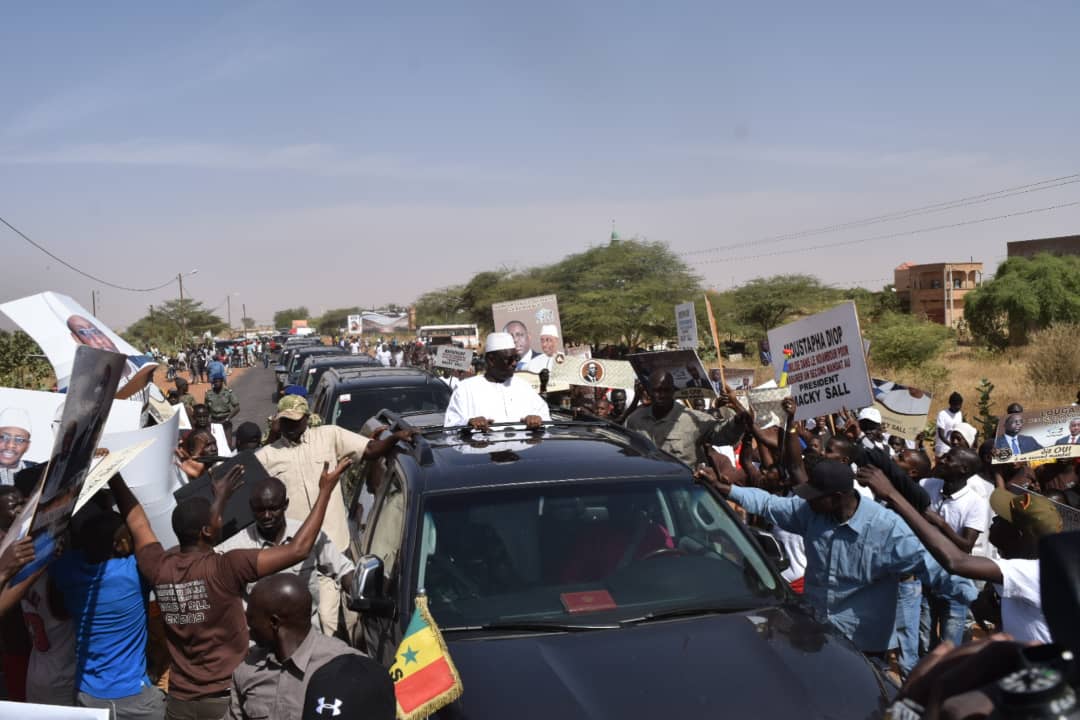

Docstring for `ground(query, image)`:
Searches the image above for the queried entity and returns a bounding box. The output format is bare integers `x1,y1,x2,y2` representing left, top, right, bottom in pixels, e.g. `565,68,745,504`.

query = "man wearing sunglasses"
444,332,551,431
0,407,36,486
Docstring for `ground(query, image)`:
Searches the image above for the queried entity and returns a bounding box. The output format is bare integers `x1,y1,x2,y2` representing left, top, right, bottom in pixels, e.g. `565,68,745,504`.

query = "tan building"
1006,234,1080,259
893,261,983,327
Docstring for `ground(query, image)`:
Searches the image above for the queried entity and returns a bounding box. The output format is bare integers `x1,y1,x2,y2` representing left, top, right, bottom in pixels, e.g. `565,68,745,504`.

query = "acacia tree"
729,274,836,338
124,299,226,348
273,307,310,329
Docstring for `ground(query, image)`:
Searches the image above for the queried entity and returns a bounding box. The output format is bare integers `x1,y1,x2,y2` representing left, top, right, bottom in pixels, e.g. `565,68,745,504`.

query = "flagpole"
703,293,726,387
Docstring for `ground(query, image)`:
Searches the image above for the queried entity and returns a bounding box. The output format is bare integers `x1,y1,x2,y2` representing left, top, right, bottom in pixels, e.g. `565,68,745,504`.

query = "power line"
681,174,1080,257
0,214,179,292
695,199,1080,265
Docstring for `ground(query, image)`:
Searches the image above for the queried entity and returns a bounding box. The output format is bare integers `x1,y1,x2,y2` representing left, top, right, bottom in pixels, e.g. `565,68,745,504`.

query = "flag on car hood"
390,594,463,720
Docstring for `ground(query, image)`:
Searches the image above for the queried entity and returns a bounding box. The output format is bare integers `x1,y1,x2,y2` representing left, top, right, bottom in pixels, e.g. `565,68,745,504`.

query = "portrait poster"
724,368,756,392
434,346,474,372
1,291,156,398
675,302,698,350
627,350,716,400
491,295,564,370
766,301,873,422
360,312,409,335
2,347,124,576
550,357,637,391
992,405,1080,464
347,314,363,334
872,378,933,441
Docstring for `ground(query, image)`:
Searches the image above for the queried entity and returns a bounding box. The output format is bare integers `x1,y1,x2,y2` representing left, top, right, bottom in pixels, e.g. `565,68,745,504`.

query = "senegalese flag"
778,348,794,388
390,594,463,720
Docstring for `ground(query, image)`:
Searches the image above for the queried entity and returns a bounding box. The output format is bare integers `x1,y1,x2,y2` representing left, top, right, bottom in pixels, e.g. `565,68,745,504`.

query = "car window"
331,385,451,432
366,466,407,581
417,479,783,629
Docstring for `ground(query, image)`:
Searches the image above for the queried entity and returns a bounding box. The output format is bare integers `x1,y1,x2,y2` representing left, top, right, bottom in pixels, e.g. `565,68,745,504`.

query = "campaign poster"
0,291,157,399
724,368,756,392
360,312,409,335
748,384,792,429
872,378,933,441
434,346,474,372
491,295,564,372
675,302,698,350
627,350,716,400
1,347,125,569
992,405,1080,464
73,438,155,514
550,356,637,391
347,314,363,334
766,301,873,422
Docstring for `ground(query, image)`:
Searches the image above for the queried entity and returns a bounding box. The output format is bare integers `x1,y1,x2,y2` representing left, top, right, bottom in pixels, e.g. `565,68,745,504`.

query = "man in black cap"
696,458,976,667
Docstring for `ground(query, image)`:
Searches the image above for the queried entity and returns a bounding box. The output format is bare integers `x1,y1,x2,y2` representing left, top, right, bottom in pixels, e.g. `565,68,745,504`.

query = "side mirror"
751,528,790,573
348,554,394,616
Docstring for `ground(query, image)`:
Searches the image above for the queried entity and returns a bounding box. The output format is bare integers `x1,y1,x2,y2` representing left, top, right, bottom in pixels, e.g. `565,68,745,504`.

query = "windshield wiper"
619,604,758,626
444,620,619,633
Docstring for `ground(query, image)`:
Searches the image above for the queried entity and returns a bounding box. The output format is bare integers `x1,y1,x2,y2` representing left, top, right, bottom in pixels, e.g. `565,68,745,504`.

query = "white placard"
74,438,155,514
766,301,873,422
434,345,474,372
675,302,698,350
0,701,108,719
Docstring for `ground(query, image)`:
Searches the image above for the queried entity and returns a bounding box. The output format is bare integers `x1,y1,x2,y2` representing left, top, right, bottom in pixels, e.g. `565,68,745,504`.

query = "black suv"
310,367,452,433
298,354,381,396
346,418,891,719
275,344,344,400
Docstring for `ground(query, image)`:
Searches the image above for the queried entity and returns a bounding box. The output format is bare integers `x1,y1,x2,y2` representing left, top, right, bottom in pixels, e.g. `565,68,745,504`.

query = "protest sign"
174,451,270,542
748,384,791,429
1,291,157,398
434,345,474,372
872,378,933,441
74,438,155,514
0,387,144,469
724,368,756,392
992,406,1080,464
675,302,698,350
2,347,125,576
550,356,637,390
627,350,715,400
492,295,564,370
766,301,873,422
347,314,362,333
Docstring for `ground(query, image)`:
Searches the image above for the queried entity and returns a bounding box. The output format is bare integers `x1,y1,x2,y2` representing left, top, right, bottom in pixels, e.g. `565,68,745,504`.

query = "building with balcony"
893,261,983,327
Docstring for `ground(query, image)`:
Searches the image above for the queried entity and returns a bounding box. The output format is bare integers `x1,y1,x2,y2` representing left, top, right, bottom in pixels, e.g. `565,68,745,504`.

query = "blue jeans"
895,578,922,676
920,591,967,652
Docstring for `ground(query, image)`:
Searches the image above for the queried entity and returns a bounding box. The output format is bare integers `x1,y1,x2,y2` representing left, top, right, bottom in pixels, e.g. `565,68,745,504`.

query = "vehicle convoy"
311,367,452,434
298,354,380,396
274,343,343,400
344,417,893,719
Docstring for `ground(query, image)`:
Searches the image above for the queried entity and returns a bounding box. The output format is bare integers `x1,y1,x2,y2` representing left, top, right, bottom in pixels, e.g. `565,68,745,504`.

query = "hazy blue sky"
2,1,1079,329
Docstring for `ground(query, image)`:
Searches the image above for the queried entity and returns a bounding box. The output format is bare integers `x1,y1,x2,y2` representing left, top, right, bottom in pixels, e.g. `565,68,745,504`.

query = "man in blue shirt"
50,504,164,720
696,459,976,658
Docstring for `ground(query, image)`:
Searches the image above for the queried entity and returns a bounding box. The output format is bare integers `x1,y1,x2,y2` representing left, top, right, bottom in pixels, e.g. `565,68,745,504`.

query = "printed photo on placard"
491,295,564,373
872,378,933,441
550,356,637,391
992,406,1080,464
627,350,716,400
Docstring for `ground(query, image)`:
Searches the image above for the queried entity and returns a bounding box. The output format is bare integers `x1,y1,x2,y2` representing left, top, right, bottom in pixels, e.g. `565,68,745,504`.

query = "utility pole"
91,291,98,317
178,272,186,341
242,303,247,333
227,295,232,335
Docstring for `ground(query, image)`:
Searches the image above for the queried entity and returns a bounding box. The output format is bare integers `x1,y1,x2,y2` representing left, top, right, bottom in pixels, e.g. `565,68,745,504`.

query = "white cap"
540,324,559,339
485,332,516,353
0,407,32,432
954,422,978,447
857,407,882,425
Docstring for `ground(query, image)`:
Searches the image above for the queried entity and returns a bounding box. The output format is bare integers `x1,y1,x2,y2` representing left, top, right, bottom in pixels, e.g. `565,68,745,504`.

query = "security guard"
204,375,240,440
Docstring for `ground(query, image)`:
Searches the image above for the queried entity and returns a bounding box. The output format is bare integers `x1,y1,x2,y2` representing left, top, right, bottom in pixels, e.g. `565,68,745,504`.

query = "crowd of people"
0,328,1075,719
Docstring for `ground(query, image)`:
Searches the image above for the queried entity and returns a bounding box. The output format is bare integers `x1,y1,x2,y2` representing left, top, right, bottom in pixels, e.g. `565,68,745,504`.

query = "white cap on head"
857,407,883,425
0,407,32,432
485,332,516,353
540,324,559,339
954,422,978,447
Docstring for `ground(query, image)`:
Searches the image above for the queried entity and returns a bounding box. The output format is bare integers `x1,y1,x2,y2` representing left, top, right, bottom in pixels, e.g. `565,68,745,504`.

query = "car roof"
323,367,440,389
304,354,380,369
292,345,343,357
386,418,687,494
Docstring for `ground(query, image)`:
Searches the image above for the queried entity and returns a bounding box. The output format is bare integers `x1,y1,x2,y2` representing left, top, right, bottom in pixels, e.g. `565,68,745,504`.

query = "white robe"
444,375,551,427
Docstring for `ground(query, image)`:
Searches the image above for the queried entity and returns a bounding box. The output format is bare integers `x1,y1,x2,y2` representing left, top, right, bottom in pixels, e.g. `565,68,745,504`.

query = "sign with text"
766,302,872,421
992,405,1080,464
872,378,933,441
675,302,698,350
434,345,474,372
627,350,716,401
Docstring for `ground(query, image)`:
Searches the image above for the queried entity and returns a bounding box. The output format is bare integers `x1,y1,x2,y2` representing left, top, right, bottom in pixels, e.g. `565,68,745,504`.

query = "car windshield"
417,480,784,630
331,386,451,431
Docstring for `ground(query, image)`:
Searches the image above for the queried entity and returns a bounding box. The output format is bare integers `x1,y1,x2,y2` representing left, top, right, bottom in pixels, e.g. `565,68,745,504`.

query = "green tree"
313,307,361,336
414,285,468,326
273,307,310,329
864,311,953,370
964,254,1080,348
729,274,837,338
0,331,53,389
124,299,227,348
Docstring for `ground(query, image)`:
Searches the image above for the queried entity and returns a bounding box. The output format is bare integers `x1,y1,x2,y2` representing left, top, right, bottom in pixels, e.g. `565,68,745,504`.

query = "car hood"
438,606,890,720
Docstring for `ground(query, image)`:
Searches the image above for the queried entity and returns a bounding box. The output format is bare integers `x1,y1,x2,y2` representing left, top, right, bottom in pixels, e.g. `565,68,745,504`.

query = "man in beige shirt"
624,372,740,466
255,395,413,635
228,574,363,720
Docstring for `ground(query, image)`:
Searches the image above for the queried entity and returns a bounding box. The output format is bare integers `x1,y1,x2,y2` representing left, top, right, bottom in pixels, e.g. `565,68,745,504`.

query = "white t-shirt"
444,375,551,427
935,408,962,456
993,558,1050,644
920,477,991,538
965,474,999,559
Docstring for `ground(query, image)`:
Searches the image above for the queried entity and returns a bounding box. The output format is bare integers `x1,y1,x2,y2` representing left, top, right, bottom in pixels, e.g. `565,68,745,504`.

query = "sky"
2,1,1079,330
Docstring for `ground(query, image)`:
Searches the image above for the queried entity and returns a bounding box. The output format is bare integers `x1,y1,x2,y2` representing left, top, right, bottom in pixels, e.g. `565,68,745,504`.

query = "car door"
358,461,408,665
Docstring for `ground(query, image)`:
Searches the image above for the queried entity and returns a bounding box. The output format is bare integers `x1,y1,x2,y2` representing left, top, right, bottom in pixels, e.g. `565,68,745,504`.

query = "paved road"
228,365,279,428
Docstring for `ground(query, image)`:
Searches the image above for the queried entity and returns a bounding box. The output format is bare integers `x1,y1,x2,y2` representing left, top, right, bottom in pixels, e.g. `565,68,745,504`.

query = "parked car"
346,418,893,719
274,344,342,400
298,354,381,396
310,367,451,434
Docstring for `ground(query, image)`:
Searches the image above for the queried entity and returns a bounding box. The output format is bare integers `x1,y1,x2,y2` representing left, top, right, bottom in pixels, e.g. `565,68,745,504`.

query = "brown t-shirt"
135,543,260,700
